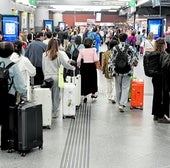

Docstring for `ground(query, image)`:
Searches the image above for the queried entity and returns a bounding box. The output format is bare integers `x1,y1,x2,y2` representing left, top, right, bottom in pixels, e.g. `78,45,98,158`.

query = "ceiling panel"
36,0,130,12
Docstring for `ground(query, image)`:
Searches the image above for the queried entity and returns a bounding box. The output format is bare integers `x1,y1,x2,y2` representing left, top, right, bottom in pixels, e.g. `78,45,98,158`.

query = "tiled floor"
0,49,170,168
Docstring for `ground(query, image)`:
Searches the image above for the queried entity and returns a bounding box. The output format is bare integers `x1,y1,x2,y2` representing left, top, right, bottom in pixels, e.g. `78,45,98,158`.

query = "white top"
141,39,155,53
10,52,36,100
42,50,74,80
10,52,36,85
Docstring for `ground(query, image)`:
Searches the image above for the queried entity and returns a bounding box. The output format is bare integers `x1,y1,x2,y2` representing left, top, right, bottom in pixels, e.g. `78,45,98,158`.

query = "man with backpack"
0,42,27,150
108,33,138,112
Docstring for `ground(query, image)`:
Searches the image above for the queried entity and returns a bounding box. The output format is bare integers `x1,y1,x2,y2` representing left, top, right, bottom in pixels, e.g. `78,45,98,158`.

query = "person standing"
135,31,142,53
10,40,36,100
25,32,46,85
127,31,137,50
142,32,155,53
43,31,52,45
0,42,27,150
42,38,75,118
150,38,170,123
108,33,138,112
103,40,118,103
27,28,36,43
88,27,101,53
70,35,85,60
77,37,99,103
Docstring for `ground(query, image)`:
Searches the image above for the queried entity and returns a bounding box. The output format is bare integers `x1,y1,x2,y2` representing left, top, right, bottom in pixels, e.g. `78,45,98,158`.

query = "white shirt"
10,52,36,100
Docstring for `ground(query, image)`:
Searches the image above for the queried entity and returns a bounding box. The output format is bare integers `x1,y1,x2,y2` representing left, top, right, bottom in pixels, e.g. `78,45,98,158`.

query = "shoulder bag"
57,55,64,88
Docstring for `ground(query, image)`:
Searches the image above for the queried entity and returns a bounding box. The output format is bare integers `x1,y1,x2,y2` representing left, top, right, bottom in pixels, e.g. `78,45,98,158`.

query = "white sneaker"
164,115,170,121
119,105,125,112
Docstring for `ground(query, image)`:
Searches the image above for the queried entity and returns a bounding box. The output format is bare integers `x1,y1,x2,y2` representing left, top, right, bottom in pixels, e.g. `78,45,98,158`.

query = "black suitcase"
8,102,43,156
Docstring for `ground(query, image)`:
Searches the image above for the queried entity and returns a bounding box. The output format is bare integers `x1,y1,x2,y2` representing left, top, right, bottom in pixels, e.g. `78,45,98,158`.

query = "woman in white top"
10,40,36,100
142,32,155,53
42,38,75,118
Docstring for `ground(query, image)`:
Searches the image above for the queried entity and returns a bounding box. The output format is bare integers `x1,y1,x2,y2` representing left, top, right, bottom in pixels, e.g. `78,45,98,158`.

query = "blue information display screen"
58,22,66,30
147,18,164,39
2,15,19,42
43,20,54,32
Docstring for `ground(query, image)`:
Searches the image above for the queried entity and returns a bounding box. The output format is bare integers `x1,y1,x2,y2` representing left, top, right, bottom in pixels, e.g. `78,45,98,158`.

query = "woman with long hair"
151,37,170,123
42,38,75,118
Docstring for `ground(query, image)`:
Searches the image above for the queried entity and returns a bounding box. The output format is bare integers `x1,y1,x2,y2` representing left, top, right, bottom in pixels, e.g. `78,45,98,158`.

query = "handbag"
57,55,64,88
41,78,54,88
58,65,64,88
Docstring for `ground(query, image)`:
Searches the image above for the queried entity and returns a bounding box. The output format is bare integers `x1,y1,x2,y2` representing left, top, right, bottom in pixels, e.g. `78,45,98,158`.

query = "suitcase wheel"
7,149,14,153
72,116,76,119
39,145,43,150
76,106,79,110
21,152,26,157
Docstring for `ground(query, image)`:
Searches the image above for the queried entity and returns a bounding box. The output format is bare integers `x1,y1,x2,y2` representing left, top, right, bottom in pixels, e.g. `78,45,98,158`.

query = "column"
0,1,12,14
35,6,49,31
53,12,63,27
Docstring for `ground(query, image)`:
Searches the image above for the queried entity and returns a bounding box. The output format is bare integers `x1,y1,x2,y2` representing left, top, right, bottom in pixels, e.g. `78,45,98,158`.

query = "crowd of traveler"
0,24,170,151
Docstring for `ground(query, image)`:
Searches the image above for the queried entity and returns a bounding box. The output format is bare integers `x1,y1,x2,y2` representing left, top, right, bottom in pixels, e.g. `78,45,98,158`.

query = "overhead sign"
129,0,136,7
29,0,37,6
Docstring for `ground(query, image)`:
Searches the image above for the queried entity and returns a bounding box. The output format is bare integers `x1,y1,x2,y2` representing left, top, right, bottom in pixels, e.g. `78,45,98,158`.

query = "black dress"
80,62,98,96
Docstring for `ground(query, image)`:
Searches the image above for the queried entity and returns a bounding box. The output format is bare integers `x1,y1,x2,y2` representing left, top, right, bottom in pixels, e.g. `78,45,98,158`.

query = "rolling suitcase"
17,102,43,156
33,87,52,128
66,74,81,108
128,75,136,101
62,82,76,119
8,102,43,156
130,79,144,110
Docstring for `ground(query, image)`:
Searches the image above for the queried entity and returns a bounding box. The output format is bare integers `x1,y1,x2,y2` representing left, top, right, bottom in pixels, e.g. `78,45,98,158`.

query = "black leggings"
1,94,16,149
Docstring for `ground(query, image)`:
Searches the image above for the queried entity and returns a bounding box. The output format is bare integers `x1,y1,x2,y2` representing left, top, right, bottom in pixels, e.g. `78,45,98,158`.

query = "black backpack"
0,61,15,100
72,45,79,61
143,51,161,77
114,45,131,74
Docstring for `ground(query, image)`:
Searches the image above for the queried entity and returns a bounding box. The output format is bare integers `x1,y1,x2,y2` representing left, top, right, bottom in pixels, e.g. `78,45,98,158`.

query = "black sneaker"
158,117,170,123
111,100,116,104
153,115,158,121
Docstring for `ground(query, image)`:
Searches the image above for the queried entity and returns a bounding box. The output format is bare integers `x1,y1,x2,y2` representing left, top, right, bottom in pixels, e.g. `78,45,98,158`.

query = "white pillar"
0,0,12,14
53,12,63,27
35,6,49,30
